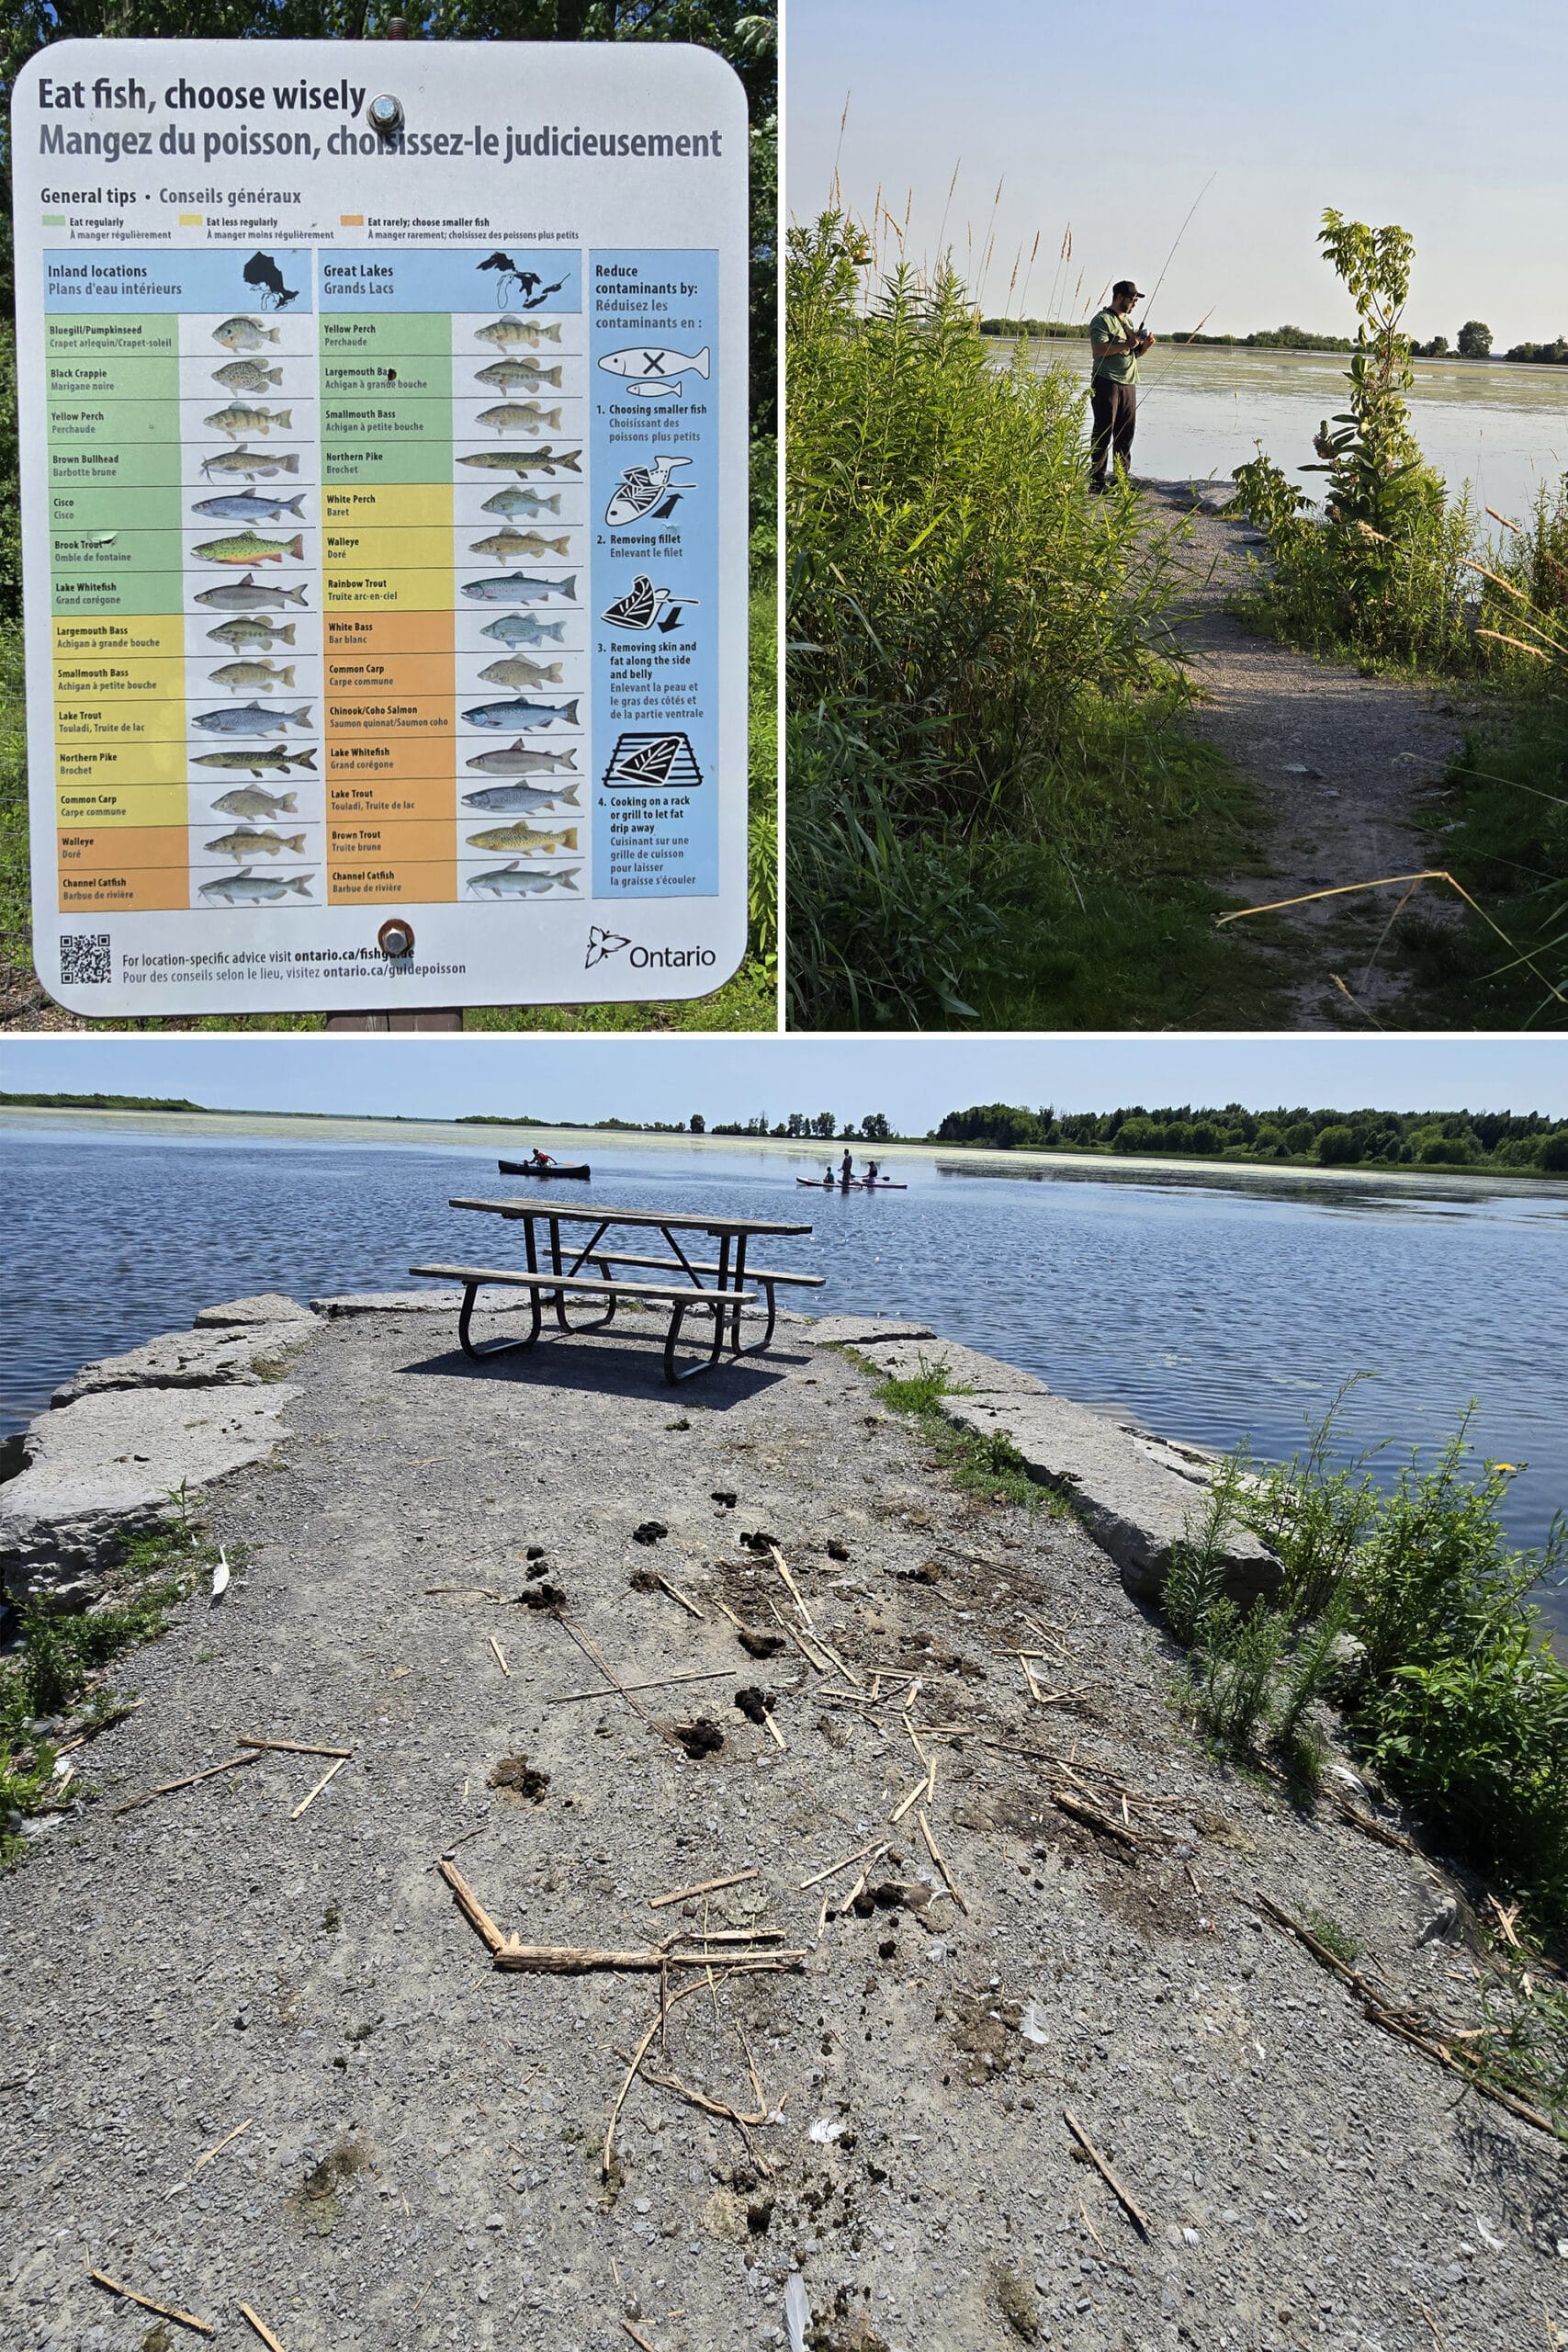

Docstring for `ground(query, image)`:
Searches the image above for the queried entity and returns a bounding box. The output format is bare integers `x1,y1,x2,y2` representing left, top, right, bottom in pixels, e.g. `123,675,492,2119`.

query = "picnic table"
412,1197,821,1383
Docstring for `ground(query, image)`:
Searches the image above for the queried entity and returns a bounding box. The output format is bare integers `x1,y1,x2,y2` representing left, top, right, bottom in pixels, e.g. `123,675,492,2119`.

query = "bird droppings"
487,1754,550,1803
632,1521,669,1544
733,1685,774,1724
675,1717,725,1759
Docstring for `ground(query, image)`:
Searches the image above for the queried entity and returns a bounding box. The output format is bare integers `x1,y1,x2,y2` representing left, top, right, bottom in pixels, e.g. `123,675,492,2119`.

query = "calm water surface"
992,339,1568,524
5,1117,1564,1631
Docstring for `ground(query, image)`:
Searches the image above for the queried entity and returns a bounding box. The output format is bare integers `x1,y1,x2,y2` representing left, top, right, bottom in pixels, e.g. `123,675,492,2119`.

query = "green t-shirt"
1089,308,1139,383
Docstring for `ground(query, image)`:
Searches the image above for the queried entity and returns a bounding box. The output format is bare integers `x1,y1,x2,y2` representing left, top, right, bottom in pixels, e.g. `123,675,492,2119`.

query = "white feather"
784,2273,809,2352
210,1548,231,1600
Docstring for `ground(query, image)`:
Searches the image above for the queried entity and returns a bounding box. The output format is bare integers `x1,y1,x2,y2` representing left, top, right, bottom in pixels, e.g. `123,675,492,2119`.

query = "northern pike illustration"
474,317,563,349
206,616,297,650
464,820,579,854
204,826,308,862
204,403,293,439
468,529,571,563
479,486,562,520
198,754,315,784
211,358,284,392
476,401,564,435
198,865,314,904
212,316,281,352
466,861,578,897
457,447,581,477
192,701,314,737
192,530,306,566
190,492,306,525
477,654,564,690
194,573,310,611
479,612,568,648
462,572,577,605
209,783,302,814
474,357,564,392
464,741,579,778
462,696,579,730
208,660,297,693
200,446,300,481
462,776,581,808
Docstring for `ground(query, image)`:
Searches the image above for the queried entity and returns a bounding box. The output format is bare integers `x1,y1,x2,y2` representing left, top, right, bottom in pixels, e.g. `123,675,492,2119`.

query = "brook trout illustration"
192,530,306,566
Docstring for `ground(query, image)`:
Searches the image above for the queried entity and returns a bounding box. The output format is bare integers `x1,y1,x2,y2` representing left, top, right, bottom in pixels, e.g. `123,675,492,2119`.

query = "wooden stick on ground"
560,1621,650,1720
439,1859,510,1952
655,1571,704,1620
649,1869,759,1909
550,1667,734,1707
194,2118,252,2171
89,2271,213,2335
622,2321,660,2352
110,1754,255,1816
766,1597,833,1676
1063,2108,1150,2238
918,1809,969,1917
798,1838,885,1891
763,1540,814,1627
1051,1789,1155,1850
238,2307,288,2352
489,1635,511,1679
237,1737,352,1759
290,1755,347,1821
495,1944,805,1977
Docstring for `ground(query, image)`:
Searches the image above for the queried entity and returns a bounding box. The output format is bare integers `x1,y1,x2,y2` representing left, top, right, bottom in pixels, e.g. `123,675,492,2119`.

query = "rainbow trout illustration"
461,572,577,605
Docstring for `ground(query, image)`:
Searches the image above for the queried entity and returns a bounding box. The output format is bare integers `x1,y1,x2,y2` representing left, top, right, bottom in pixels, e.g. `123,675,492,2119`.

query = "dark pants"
1089,378,1137,483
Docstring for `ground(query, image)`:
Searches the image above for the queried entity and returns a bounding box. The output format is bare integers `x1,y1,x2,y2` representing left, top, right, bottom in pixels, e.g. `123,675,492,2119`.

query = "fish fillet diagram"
12,39,748,1012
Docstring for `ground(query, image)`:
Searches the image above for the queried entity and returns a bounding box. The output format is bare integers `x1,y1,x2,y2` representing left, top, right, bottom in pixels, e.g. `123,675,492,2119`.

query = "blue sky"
4,1037,1566,1130
786,0,1568,343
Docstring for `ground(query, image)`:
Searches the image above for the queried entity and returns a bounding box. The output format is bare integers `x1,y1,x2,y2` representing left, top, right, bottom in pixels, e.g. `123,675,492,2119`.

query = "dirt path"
1143,481,1470,1027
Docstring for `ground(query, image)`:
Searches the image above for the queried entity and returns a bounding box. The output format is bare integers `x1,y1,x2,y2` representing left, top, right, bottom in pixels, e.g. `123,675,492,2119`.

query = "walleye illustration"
204,403,293,439
465,820,579,854
204,826,308,863
479,486,562,520
462,696,579,731
602,731,703,790
197,752,316,782
604,454,696,528
477,654,564,690
200,446,300,481
208,660,297,693
474,317,564,349
466,861,579,898
193,701,314,737
198,865,314,904
601,575,697,632
192,530,306,567
462,572,577,605
212,316,281,352
465,741,579,778
209,783,303,815
476,401,563,435
194,573,310,612
597,345,710,397
457,447,581,478
212,358,284,393
474,357,564,392
190,492,306,525
462,775,581,808
479,612,568,649
206,616,297,651
468,528,570,563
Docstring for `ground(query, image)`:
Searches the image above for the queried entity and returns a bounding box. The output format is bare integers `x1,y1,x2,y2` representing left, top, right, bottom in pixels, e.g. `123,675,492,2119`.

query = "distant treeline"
977,318,1568,365
0,1090,207,1113
935,1101,1568,1171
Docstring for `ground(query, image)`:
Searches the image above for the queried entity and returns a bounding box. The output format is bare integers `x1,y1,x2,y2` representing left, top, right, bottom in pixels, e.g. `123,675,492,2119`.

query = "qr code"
60,932,112,987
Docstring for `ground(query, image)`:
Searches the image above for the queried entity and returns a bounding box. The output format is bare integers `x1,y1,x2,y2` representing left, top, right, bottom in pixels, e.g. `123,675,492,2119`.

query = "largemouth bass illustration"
479,486,562,520
466,861,578,897
461,571,577,605
208,660,297,693
212,316,281,352
209,783,303,814
190,491,306,525
212,358,284,392
465,820,578,854
193,701,314,736
474,357,564,392
474,317,563,349
200,446,300,480
461,775,581,808
476,401,563,435
468,529,570,563
596,345,710,396
462,696,579,730
204,403,293,439
204,826,308,862
464,741,579,778
477,653,564,689
192,530,306,566
198,865,314,904
457,446,581,477
206,616,297,650
479,612,568,648
194,573,310,611
197,753,315,784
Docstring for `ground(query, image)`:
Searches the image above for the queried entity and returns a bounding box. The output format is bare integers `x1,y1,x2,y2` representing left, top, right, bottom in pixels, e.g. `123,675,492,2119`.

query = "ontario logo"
584,924,716,973
584,925,630,969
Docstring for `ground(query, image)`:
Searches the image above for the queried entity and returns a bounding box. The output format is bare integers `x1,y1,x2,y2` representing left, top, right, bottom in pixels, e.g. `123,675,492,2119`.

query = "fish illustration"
209,785,302,816
190,492,306,525
208,660,297,693
466,861,579,898
200,446,300,480
604,454,696,528
193,701,314,737
212,358,284,392
204,826,308,862
462,775,581,808
192,530,306,566
475,358,564,392
477,654,564,690
479,486,562,520
212,316,281,352
464,741,579,778
479,612,568,649
602,574,697,632
462,696,579,730
597,345,710,396
207,616,297,651
197,751,316,781
468,529,571,563
476,401,564,435
194,573,310,611
602,732,699,788
474,317,564,349
462,572,577,605
198,865,314,904
204,403,293,439
464,820,579,854
457,447,581,477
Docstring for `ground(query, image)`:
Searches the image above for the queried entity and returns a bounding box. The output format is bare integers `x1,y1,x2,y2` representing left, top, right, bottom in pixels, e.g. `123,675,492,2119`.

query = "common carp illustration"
198,866,314,904
457,447,581,478
199,446,300,481
208,660,297,693
477,653,564,690
474,357,564,392
194,573,310,611
596,345,710,397
462,696,579,730
197,752,315,783
190,492,306,525
479,612,568,648
204,402,293,439
476,401,564,435
468,529,570,563
461,775,581,808
192,530,306,567
464,820,579,854
212,358,284,392
604,454,696,528
207,616,297,651
192,701,314,737
464,741,579,778
474,317,563,349
204,826,308,862
479,486,563,520
466,861,579,898
462,572,577,605
212,316,281,352
209,783,303,815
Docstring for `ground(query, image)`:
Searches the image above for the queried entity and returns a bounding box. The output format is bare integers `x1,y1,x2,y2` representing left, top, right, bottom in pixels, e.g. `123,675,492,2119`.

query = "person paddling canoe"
1088,279,1155,490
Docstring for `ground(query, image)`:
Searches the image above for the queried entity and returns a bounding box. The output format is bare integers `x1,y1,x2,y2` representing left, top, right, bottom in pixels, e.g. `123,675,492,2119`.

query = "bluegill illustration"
198,865,314,904
462,697,579,731
193,702,314,737
466,861,579,897
212,316,281,352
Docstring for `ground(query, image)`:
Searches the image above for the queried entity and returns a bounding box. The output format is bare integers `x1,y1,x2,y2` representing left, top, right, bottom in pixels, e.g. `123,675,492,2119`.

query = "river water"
5,1114,1564,1634
991,337,1568,524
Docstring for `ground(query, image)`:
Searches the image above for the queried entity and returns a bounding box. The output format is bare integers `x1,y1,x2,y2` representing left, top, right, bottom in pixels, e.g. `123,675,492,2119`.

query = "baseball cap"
1112,278,1145,299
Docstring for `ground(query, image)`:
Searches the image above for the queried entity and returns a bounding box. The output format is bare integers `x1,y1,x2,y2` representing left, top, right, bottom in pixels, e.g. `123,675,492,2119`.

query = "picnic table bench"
412,1197,822,1384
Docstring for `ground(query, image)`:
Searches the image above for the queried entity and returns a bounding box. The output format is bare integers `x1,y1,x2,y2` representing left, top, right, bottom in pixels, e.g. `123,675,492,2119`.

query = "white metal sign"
12,39,748,1014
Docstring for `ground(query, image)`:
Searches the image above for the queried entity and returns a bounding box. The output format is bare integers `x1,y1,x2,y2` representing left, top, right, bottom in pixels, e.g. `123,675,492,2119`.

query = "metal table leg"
457,1281,543,1360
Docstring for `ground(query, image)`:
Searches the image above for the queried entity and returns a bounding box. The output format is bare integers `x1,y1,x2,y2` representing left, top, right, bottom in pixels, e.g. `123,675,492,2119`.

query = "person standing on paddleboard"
1088,280,1155,490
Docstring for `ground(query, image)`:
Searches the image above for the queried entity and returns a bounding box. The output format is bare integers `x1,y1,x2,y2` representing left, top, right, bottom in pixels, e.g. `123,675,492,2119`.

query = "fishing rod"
1137,170,1216,337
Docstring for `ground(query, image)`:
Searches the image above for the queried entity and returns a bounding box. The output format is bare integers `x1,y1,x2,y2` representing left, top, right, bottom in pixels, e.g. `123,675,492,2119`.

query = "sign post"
11,40,749,1018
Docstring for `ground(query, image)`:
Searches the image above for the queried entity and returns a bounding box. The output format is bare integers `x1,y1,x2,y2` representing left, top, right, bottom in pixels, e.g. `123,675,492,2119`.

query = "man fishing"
1088,280,1155,491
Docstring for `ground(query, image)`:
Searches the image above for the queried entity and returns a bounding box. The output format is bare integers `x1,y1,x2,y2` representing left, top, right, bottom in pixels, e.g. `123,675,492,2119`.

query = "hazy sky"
5,1038,1566,1129
786,0,1568,345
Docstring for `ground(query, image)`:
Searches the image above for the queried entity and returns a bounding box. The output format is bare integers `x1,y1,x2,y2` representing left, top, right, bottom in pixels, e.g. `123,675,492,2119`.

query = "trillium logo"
584,924,631,969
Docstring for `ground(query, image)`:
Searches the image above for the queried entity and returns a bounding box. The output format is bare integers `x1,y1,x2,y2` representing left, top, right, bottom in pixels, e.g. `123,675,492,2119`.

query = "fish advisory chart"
13,40,748,1013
